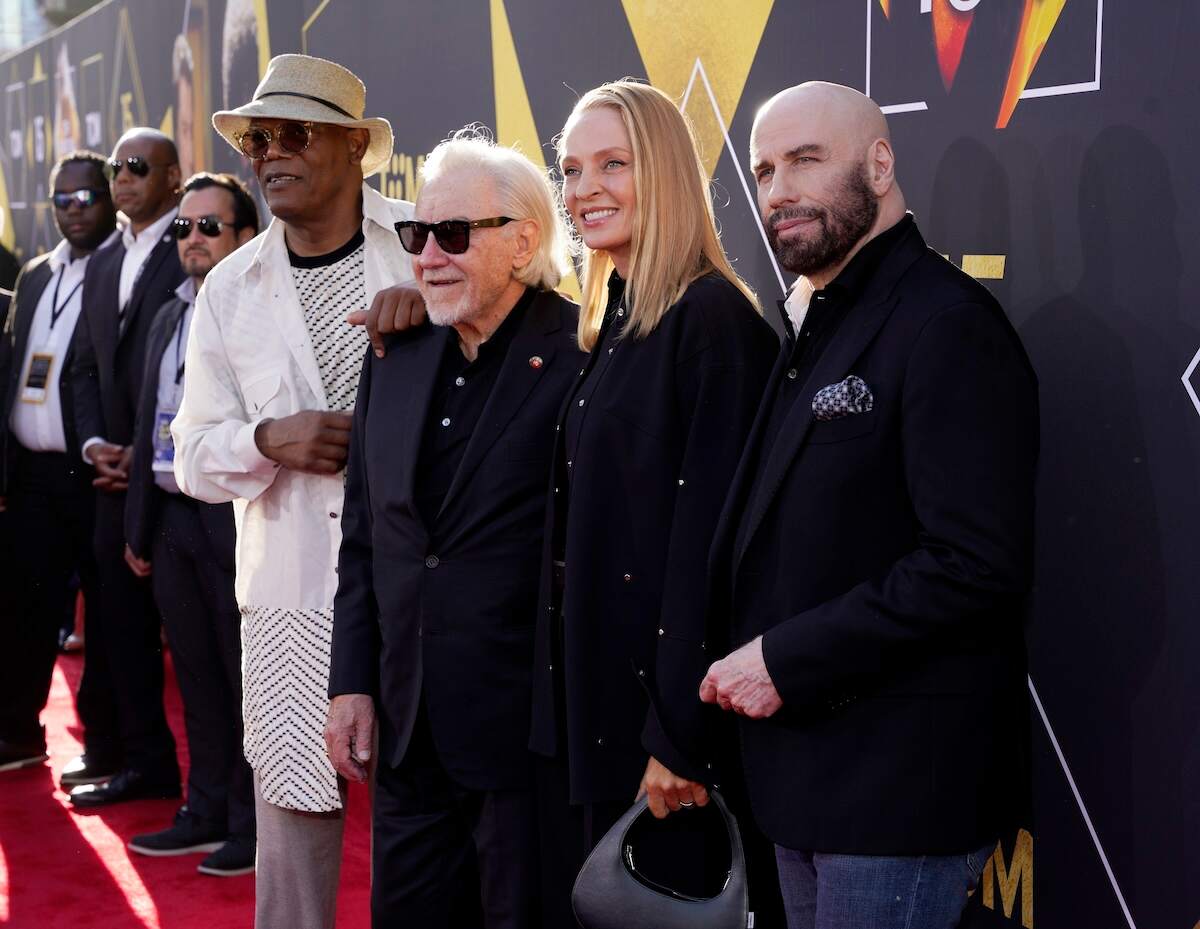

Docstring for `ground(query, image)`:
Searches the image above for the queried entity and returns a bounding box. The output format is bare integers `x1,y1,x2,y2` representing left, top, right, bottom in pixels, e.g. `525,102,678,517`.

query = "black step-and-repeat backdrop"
2,2,1195,926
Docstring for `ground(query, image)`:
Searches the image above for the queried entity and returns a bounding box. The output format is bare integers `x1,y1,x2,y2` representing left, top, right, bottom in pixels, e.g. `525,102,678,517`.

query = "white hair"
420,126,574,290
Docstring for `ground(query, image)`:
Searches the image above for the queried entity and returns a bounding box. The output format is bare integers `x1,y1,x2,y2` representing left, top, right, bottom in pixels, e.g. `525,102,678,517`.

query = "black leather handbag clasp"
571,789,748,929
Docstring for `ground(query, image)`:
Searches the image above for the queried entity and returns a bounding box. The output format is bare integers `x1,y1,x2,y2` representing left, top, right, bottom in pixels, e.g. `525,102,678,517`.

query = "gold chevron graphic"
996,0,1067,128
490,0,579,299
622,0,774,176
878,0,890,18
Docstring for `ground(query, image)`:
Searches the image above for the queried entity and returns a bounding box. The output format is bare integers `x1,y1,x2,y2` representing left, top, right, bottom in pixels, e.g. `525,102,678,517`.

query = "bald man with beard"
68,127,187,806
698,83,1039,928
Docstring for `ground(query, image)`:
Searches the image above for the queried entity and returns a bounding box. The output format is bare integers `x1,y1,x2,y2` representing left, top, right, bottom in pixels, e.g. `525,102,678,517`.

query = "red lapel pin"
529,356,543,369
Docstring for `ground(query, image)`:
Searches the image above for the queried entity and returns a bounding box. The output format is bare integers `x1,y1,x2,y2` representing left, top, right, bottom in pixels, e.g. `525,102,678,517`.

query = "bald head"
754,82,890,159
111,127,181,231
750,82,905,286
115,127,179,165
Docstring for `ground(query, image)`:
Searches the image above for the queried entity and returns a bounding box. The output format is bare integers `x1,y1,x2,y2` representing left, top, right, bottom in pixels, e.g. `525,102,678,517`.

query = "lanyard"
173,306,189,384
48,265,83,330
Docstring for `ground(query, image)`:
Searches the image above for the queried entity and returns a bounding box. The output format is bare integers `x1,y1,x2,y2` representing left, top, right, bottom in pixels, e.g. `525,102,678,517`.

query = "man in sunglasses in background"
0,151,119,779
124,173,259,876
171,54,419,928
67,127,186,807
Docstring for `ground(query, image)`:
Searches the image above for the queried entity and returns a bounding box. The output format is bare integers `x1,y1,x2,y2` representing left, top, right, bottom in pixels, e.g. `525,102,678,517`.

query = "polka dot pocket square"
811,375,874,422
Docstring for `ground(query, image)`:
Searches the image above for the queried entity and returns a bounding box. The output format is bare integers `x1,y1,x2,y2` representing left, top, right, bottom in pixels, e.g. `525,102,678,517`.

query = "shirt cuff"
81,436,106,464
231,419,282,478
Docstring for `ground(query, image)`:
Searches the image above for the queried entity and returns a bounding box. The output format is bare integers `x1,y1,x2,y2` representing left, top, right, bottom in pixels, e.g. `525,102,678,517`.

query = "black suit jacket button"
425,555,439,569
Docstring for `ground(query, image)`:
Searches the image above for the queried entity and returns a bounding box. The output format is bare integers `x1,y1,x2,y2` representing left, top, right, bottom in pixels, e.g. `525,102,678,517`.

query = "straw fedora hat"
212,54,393,177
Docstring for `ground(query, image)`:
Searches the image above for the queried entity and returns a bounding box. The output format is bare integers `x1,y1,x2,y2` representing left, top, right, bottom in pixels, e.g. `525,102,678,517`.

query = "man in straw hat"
172,54,422,927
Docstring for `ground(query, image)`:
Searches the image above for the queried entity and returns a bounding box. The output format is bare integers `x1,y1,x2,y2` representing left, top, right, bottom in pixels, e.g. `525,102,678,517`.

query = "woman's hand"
637,756,709,819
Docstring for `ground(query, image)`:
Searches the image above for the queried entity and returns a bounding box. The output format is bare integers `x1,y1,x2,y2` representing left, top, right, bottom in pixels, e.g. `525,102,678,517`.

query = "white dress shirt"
119,207,178,311
172,183,415,811
9,231,119,452
152,277,195,493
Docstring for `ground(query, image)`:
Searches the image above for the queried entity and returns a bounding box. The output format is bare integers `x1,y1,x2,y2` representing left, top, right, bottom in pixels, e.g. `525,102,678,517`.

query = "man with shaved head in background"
699,82,1039,927
68,127,186,806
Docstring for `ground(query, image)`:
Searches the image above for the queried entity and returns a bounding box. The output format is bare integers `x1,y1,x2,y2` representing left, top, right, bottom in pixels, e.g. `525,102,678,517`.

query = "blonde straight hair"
558,80,760,351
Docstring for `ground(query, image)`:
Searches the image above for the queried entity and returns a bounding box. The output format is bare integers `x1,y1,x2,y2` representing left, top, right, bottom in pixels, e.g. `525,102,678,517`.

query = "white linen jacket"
172,183,415,611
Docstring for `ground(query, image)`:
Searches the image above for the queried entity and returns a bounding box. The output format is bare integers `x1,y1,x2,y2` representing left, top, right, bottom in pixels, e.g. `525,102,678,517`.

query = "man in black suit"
0,152,119,776
68,128,186,806
123,173,259,875
699,83,1039,929
326,133,580,927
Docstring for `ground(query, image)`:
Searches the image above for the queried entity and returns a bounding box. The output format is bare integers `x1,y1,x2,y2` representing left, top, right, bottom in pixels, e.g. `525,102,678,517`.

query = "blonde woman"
528,80,779,920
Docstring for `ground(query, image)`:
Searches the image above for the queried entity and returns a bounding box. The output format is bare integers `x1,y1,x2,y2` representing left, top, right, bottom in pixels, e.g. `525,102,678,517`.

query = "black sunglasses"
108,155,169,178
51,188,108,209
235,121,315,160
171,215,231,239
394,217,515,255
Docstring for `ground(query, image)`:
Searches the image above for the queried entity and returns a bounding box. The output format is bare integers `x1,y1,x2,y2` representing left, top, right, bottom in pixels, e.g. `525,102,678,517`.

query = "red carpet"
0,651,372,928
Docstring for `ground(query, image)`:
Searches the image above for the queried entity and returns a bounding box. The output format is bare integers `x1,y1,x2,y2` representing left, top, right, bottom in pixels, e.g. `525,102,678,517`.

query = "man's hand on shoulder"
347,284,427,359
324,693,375,783
253,410,353,475
699,635,783,719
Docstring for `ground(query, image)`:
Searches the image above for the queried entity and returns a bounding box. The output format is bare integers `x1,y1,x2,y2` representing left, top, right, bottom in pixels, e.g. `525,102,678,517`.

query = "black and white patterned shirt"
240,230,371,812
289,229,369,413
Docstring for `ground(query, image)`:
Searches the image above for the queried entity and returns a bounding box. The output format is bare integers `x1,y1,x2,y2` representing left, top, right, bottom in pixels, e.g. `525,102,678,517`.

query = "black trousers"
372,705,540,929
151,492,253,837
93,489,177,778
0,446,118,757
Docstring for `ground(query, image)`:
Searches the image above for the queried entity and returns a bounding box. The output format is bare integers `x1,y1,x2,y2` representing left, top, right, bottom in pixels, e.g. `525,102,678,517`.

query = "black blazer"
69,228,185,453
709,220,1039,855
124,294,235,567
0,258,84,492
529,274,779,805
330,289,583,790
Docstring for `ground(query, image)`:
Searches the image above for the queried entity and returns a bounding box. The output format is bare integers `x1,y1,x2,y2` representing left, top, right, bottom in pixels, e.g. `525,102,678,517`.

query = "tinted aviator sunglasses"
171,215,231,239
108,155,167,178
394,217,515,255
235,121,315,160
50,188,108,209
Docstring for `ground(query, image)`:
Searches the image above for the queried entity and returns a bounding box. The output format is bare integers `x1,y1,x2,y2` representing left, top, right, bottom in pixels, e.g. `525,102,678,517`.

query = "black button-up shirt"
414,287,532,527
758,215,913,461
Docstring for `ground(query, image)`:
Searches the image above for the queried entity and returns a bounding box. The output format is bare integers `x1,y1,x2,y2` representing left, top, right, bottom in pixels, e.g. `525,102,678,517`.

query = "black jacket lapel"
119,234,175,342
436,292,561,519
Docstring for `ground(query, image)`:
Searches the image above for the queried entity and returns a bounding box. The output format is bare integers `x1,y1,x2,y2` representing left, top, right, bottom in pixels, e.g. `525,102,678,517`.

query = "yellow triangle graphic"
31,52,45,83
490,0,579,300
160,105,174,140
621,0,774,176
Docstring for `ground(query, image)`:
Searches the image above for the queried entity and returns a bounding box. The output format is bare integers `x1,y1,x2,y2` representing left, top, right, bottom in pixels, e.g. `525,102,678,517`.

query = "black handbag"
571,789,749,929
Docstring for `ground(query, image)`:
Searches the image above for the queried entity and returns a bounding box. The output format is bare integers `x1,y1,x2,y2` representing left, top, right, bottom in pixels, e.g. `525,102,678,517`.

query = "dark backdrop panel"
2,2,1194,926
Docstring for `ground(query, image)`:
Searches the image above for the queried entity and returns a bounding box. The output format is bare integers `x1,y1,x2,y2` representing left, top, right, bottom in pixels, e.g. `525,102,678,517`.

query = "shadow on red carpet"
0,652,371,928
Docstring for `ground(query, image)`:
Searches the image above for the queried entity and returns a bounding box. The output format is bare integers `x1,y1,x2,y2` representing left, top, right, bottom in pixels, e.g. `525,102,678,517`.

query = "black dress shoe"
60,753,121,787
198,836,256,877
69,768,180,807
129,807,226,857
0,738,48,773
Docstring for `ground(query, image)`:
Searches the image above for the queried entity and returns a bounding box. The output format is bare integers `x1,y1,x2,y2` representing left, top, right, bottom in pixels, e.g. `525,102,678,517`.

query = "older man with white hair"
171,54,422,928
325,129,581,928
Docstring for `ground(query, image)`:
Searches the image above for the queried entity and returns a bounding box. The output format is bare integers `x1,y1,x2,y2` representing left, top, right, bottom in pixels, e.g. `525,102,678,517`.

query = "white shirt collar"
783,276,817,335
48,226,121,273
121,207,178,252
175,276,198,305
250,181,391,269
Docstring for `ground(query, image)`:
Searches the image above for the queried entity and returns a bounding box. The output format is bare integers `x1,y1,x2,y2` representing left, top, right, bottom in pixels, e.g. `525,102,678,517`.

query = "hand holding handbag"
571,788,749,929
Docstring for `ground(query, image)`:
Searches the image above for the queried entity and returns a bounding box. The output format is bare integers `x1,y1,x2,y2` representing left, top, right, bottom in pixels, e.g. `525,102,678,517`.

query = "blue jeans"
774,843,993,929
